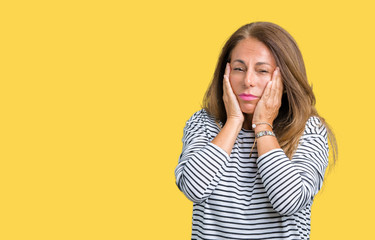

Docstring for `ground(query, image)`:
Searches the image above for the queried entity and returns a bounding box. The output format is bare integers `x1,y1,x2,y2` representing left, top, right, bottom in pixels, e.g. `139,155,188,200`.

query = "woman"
175,22,337,240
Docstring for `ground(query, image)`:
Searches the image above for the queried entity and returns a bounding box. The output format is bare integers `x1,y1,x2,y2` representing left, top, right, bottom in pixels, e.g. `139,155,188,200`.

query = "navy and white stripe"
175,109,328,240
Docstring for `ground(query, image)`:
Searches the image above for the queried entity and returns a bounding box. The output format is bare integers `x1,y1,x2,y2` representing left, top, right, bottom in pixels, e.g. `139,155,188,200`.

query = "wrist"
252,121,273,130
252,120,273,132
253,124,273,134
226,117,243,132
227,116,244,125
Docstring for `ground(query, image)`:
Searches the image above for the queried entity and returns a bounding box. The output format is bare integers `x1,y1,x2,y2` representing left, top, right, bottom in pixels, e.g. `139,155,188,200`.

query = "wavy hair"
203,22,337,163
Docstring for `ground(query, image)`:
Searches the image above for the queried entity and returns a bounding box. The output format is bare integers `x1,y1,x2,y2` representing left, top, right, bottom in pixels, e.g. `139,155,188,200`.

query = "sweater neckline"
241,127,254,133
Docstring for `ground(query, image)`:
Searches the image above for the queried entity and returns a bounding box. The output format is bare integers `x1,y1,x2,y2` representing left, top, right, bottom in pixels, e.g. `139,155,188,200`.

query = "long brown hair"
203,22,337,163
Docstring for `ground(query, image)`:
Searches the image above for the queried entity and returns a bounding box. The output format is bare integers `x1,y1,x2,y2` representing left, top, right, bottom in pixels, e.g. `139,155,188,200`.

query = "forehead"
231,37,276,65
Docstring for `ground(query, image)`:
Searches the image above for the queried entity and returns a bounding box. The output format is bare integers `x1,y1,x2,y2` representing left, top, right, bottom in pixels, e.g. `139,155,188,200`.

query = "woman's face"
229,37,277,115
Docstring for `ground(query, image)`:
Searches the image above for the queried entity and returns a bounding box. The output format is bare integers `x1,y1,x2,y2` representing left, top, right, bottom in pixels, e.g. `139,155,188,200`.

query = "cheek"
229,78,242,93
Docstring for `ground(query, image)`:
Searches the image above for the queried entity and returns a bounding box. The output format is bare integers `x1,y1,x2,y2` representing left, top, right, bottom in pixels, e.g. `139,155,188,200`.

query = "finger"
262,80,272,99
271,68,279,99
273,67,283,102
224,62,231,79
223,63,234,95
274,67,281,90
270,79,277,103
271,66,279,82
223,73,230,91
224,75,236,98
223,63,230,86
223,71,231,96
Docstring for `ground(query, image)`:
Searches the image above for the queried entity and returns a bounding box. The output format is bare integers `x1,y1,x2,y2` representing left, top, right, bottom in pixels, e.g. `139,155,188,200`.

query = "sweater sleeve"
256,116,329,216
174,111,231,203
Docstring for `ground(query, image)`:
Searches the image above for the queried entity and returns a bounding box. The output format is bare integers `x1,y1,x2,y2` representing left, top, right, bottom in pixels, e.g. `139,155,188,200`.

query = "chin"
240,104,255,114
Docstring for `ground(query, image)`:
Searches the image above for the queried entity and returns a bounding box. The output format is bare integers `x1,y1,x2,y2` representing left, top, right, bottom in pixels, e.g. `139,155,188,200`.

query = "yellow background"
1,0,374,239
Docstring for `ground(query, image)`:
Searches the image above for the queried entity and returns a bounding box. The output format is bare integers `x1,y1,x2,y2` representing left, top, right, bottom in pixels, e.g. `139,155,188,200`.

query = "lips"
239,93,259,101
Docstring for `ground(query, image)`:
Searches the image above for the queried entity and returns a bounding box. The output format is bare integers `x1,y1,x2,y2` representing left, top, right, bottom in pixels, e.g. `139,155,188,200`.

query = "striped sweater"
175,109,329,240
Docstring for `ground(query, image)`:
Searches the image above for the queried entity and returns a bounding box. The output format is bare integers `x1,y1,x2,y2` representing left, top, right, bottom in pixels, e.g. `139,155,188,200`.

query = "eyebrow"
232,59,271,66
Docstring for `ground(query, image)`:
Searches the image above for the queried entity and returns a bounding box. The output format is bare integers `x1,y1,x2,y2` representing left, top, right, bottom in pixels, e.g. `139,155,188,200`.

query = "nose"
244,70,255,87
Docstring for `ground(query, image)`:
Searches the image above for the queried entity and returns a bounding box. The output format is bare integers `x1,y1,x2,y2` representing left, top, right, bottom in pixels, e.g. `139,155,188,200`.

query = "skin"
211,37,284,156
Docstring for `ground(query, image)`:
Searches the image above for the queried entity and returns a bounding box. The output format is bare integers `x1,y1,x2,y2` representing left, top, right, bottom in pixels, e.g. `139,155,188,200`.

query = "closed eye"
234,68,244,72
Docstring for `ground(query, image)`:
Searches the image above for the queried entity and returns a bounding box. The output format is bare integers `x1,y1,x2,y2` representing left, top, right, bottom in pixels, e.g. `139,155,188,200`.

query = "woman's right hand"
223,62,244,123
211,63,244,155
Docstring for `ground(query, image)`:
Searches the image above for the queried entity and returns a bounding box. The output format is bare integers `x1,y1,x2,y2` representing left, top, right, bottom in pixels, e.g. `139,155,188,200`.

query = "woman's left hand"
252,67,283,125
